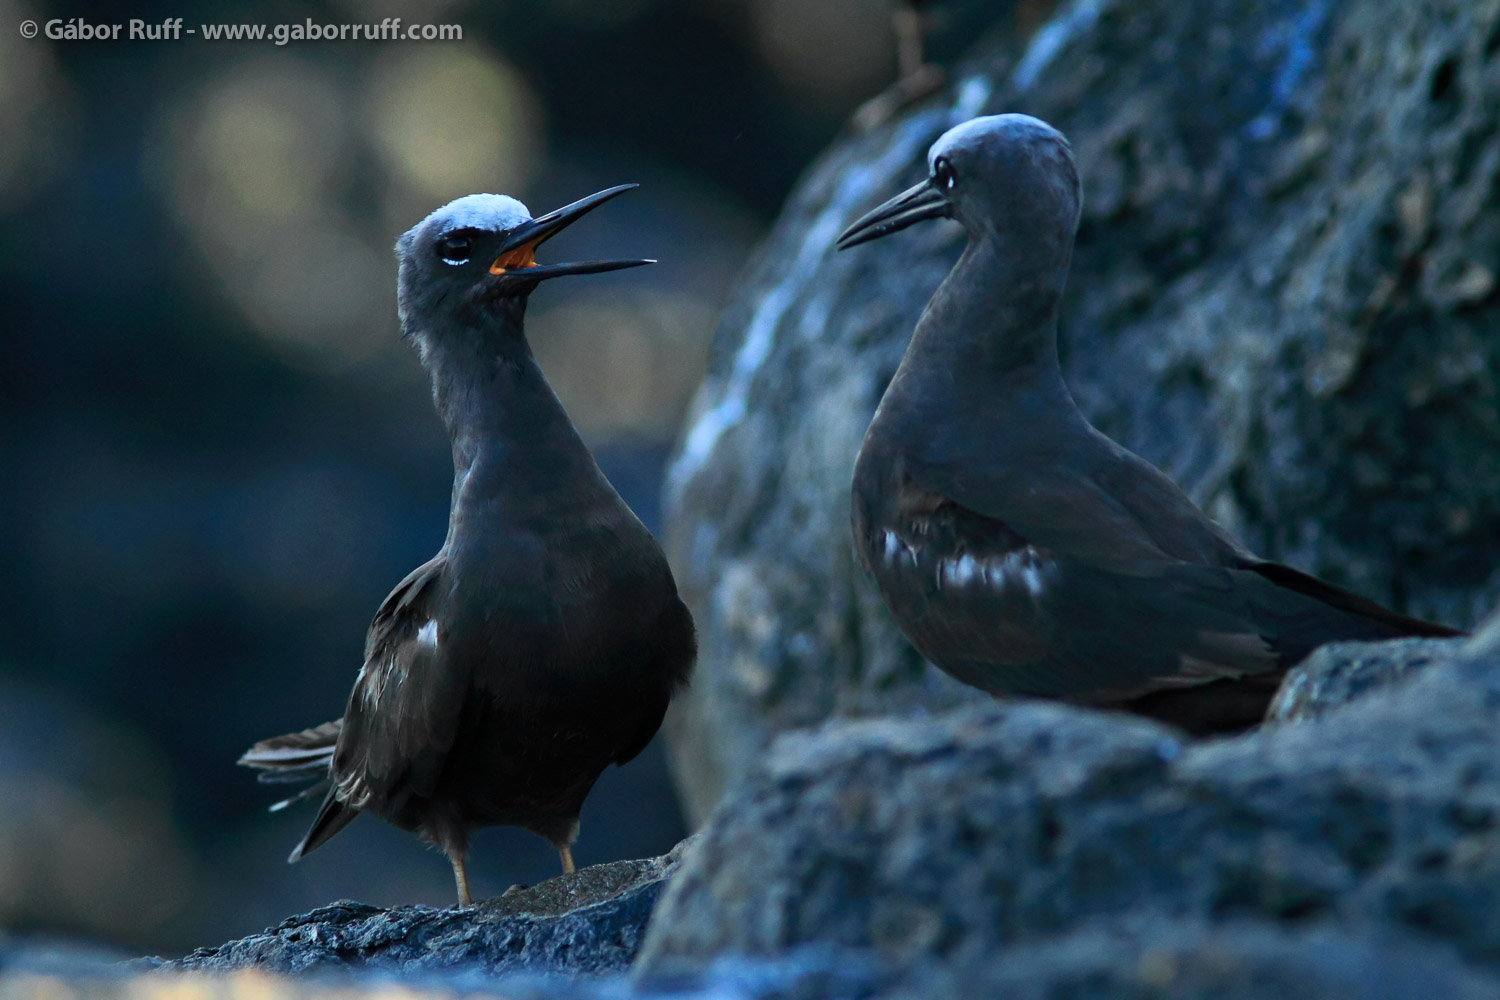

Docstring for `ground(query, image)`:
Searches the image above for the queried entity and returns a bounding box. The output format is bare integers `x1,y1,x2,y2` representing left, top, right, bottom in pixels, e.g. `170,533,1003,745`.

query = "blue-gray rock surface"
1267,636,1463,722
164,845,689,976
636,630,1500,995
1270,607,1500,724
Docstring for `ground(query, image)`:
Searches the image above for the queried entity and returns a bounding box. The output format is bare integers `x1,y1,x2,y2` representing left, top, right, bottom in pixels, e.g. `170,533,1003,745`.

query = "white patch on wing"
882,530,919,567
984,556,1009,588
416,620,439,649
883,530,903,563
931,546,1053,600
940,553,982,587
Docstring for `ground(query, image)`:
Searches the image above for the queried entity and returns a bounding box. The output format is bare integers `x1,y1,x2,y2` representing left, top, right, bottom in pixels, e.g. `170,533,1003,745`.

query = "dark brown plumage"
240,187,695,904
836,115,1460,735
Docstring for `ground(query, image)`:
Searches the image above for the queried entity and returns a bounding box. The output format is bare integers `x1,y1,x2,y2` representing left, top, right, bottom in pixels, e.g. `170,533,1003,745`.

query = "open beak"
489,183,654,280
835,179,951,250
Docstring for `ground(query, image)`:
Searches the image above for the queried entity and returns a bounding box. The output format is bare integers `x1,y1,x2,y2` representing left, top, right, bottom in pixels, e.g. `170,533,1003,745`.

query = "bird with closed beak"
837,114,1460,734
240,185,696,905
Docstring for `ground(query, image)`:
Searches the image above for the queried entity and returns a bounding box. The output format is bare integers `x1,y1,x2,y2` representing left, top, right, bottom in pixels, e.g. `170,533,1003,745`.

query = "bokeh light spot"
751,0,894,106
367,48,542,204
193,66,346,227
0,0,77,210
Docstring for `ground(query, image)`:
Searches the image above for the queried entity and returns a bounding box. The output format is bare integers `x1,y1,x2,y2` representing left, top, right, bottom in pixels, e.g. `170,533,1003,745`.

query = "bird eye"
933,156,957,191
437,235,472,266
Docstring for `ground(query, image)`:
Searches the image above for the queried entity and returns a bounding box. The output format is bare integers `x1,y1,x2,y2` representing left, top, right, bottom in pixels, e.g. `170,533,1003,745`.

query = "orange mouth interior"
489,242,538,274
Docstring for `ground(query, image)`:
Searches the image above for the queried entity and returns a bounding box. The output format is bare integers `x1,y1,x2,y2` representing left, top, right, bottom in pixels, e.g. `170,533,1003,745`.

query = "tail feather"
244,744,336,765
241,719,360,859
240,720,340,813
252,768,331,786
241,719,342,758
270,779,331,813
288,787,360,862
239,720,341,785
1249,561,1465,642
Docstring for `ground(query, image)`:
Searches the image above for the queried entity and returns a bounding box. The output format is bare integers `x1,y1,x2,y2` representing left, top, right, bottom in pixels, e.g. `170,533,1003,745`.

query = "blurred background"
0,0,1007,959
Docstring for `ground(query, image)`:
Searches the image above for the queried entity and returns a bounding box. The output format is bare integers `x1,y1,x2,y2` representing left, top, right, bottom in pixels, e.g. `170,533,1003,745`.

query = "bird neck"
910,235,1071,388
876,232,1086,461
417,296,576,493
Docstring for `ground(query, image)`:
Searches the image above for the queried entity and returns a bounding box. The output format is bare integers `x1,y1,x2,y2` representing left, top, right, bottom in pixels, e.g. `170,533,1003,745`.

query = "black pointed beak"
489,184,654,280
835,179,952,250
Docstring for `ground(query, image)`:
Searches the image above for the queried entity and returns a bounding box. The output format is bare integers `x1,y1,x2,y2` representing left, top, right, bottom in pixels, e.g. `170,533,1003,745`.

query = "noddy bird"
836,114,1460,734
240,185,696,905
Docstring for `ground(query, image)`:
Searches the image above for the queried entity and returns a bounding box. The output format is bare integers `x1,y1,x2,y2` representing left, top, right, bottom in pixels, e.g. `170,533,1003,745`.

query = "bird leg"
558,844,576,875
450,852,473,907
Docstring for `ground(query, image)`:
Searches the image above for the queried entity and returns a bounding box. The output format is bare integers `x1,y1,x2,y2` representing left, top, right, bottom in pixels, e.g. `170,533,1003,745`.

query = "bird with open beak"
240,185,696,906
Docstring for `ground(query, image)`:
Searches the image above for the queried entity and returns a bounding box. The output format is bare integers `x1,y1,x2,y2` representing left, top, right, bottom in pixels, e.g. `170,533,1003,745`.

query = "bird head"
836,114,1081,254
395,185,653,339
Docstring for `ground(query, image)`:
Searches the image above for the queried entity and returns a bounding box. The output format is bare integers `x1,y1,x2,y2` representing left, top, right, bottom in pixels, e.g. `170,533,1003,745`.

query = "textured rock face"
637,635,1500,993
15,932,1500,999
1268,607,1500,723
662,0,1500,821
166,845,689,976
1267,636,1464,722
894,923,1500,1000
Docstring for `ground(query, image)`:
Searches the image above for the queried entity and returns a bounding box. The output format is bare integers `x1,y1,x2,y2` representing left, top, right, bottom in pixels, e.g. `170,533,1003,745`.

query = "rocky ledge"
159,843,690,977
633,615,1500,995
13,619,1500,998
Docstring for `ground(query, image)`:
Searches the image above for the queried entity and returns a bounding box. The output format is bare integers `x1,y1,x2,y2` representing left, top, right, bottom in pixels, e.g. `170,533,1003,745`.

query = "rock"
0,938,137,978
15,933,1500,1000
1270,606,1500,723
1267,637,1468,722
662,0,1500,820
637,643,1500,991
899,922,1500,1000
166,841,692,976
